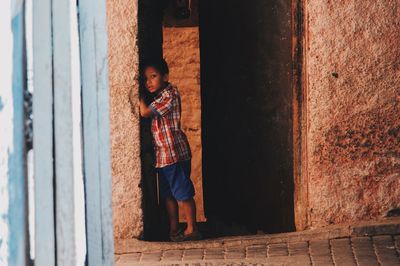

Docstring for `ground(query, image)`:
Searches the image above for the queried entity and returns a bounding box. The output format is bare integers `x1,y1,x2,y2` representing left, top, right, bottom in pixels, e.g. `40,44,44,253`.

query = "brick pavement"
115,218,400,265
116,235,400,265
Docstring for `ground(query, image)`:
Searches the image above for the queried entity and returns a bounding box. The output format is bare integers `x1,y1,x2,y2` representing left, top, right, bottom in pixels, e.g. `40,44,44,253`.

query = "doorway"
139,0,295,238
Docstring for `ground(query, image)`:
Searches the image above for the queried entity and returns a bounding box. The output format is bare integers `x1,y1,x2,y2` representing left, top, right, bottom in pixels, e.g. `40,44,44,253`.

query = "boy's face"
144,66,168,94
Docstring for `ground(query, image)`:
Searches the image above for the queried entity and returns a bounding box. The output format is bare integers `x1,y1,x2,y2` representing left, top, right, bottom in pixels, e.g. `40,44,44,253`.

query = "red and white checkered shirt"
149,83,191,168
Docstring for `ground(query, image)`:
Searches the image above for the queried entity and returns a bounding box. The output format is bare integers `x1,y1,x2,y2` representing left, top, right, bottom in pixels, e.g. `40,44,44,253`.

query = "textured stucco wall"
106,0,400,239
163,27,206,222
306,1,400,228
107,0,143,239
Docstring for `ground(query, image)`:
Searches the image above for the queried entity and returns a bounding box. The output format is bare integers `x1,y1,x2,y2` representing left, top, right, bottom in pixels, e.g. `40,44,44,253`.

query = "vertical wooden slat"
52,0,77,264
78,0,115,264
10,1,29,263
292,0,309,231
0,0,29,265
32,0,56,264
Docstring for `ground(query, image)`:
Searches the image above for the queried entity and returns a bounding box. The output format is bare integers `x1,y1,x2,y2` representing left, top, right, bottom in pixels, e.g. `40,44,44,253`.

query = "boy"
136,58,202,242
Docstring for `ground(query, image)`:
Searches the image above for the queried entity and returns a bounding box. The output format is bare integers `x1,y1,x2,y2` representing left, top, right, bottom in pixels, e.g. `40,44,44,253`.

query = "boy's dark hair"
141,57,169,76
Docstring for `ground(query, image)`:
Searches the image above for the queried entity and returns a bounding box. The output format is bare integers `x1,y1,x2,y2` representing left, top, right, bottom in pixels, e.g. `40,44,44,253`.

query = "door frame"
292,0,308,231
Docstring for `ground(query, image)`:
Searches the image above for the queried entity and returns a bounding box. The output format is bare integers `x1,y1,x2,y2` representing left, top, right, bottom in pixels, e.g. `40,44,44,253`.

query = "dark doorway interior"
138,0,295,240
199,0,295,233
137,0,167,241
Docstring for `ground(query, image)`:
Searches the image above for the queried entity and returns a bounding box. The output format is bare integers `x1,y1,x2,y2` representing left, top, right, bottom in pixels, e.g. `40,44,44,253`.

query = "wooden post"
0,0,29,265
78,0,115,264
292,0,309,231
52,0,77,264
32,0,56,264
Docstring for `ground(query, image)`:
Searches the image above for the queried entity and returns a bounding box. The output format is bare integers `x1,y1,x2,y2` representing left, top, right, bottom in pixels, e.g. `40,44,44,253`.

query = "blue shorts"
157,160,195,201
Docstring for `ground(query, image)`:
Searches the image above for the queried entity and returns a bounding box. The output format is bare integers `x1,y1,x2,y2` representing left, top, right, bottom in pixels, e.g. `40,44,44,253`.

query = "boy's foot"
169,228,184,242
182,230,203,241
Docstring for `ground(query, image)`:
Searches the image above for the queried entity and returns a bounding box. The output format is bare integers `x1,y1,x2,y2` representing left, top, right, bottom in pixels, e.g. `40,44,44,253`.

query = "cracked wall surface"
306,1,400,228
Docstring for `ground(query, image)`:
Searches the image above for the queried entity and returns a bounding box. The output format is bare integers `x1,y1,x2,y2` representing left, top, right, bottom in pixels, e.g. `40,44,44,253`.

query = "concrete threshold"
115,217,400,254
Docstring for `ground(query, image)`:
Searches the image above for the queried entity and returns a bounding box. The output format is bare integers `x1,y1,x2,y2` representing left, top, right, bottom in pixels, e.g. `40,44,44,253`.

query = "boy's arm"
139,98,153,118
148,92,173,117
128,88,140,116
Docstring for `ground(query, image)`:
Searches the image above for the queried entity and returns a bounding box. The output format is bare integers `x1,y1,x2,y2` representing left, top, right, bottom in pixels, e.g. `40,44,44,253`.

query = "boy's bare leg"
165,196,179,234
181,198,197,235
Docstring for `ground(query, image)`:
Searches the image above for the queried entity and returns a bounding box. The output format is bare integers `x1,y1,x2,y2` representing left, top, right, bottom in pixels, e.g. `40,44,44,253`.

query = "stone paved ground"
115,218,400,265
116,235,400,265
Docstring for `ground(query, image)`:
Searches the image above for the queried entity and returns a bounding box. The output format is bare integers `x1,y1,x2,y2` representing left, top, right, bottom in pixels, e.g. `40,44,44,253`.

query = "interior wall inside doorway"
163,26,206,222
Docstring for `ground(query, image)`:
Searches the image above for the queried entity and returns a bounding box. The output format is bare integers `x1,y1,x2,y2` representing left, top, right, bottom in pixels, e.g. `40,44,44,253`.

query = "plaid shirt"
149,84,191,168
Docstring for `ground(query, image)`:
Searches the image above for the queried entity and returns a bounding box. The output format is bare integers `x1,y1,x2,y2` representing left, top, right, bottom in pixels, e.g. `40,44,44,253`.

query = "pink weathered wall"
106,0,400,239
107,0,143,239
163,27,206,222
306,1,400,228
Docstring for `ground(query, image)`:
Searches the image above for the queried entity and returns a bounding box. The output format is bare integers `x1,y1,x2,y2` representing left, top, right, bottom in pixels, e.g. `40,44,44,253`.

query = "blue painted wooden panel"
10,5,29,266
0,1,29,265
78,0,115,264
32,0,55,264
51,0,77,264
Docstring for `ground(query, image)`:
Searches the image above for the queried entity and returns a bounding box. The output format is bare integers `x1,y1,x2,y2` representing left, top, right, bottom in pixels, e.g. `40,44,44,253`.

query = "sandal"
169,228,184,242
182,230,203,241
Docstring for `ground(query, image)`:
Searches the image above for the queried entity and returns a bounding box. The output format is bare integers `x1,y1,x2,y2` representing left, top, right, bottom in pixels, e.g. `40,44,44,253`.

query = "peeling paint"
0,97,4,112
